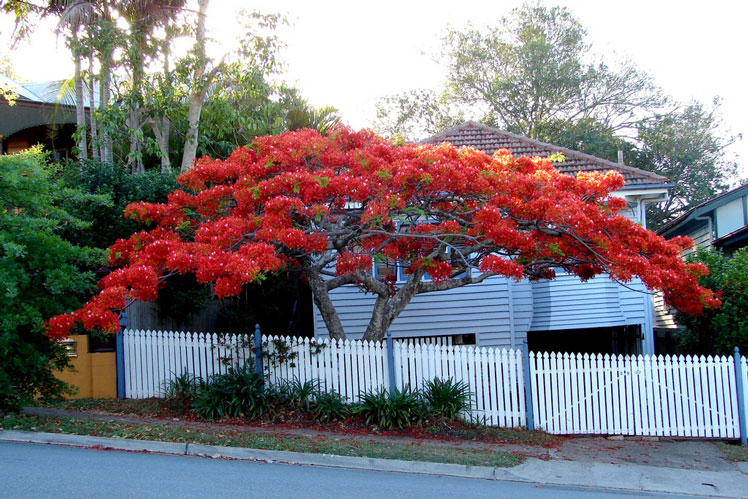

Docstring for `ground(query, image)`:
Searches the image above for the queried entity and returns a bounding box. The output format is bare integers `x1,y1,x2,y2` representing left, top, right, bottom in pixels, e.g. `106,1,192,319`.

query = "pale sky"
2,0,746,179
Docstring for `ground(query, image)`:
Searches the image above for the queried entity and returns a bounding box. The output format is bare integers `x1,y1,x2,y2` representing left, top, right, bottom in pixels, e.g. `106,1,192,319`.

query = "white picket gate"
528,352,743,438
121,329,748,437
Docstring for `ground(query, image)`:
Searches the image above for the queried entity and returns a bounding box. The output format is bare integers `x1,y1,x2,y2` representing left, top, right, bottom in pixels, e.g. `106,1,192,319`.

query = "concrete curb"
0,430,187,455
186,442,505,480
2,430,747,497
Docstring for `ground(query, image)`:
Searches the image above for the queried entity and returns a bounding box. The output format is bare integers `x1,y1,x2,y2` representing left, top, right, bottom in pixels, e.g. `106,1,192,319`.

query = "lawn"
2,413,524,468
40,397,562,447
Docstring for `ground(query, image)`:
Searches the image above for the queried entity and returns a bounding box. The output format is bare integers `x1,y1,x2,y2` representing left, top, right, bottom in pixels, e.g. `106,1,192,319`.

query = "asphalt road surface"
0,441,695,498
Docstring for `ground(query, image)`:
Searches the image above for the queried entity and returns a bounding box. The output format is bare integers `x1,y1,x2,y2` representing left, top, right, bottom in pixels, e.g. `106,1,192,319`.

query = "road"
0,441,693,498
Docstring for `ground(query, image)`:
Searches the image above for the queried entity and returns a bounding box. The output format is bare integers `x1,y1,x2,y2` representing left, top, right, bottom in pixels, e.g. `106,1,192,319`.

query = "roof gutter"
638,192,669,228
618,183,675,191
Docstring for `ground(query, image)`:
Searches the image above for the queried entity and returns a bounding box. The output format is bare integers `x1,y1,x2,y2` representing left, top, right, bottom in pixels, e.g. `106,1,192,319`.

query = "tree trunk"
308,271,347,340
150,116,171,171
128,30,146,174
73,31,87,162
129,107,143,174
362,295,390,341
361,270,424,342
99,58,113,163
88,50,99,162
160,116,171,171
155,40,171,172
180,0,211,172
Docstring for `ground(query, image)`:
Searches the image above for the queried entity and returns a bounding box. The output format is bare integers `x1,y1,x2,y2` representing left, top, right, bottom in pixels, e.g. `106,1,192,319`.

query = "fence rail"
120,329,748,439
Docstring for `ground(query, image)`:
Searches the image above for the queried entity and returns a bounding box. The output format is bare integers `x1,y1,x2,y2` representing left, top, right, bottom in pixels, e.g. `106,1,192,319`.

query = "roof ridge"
421,121,668,184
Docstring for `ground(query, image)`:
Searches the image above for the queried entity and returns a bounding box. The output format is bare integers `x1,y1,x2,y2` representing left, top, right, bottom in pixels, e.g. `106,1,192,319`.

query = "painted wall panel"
716,197,745,238
313,277,534,349
529,274,645,331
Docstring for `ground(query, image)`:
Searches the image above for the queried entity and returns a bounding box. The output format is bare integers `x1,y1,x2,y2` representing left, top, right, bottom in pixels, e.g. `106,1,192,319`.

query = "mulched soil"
22,405,558,459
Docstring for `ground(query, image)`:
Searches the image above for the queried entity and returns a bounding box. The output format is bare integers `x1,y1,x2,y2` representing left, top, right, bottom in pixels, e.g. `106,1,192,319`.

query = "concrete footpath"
2,429,747,498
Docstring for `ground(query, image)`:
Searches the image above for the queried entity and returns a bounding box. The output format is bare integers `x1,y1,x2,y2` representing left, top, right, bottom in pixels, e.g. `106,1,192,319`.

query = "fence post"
115,312,128,399
735,347,747,445
386,331,397,395
522,339,535,430
254,324,264,389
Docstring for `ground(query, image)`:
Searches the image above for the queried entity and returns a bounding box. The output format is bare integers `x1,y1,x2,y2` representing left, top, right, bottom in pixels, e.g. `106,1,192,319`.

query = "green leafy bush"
312,391,350,422
677,248,748,356
0,149,104,414
353,387,427,429
163,372,203,410
423,377,473,420
192,365,266,420
58,160,178,250
285,379,318,411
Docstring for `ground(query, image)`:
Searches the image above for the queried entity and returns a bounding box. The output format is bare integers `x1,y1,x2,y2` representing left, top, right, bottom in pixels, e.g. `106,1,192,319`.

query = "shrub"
312,391,350,422
353,387,427,429
677,247,748,356
192,365,266,420
163,372,202,410
286,379,319,411
267,378,319,410
0,149,101,414
422,377,472,420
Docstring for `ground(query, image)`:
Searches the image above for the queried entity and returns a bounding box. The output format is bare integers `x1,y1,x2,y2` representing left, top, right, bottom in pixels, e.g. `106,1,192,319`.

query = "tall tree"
376,3,663,140
46,129,718,342
635,100,739,228
118,0,186,174
374,2,736,230
180,0,218,172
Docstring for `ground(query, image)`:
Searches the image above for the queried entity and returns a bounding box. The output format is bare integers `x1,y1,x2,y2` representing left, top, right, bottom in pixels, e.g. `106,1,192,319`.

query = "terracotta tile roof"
421,121,669,187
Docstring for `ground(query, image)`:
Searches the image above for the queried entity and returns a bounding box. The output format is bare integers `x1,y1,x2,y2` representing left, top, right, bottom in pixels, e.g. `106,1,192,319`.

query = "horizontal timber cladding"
682,221,712,256
529,274,648,331
312,277,534,348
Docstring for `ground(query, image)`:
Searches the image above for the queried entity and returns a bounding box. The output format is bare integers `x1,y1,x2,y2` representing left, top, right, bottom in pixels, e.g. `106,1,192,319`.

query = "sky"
2,0,746,179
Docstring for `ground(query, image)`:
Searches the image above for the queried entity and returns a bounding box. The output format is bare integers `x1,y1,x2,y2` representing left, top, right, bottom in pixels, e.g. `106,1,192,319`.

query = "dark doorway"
527,325,642,355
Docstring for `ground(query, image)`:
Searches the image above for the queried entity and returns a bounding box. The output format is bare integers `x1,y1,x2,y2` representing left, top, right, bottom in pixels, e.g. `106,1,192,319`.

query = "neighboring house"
653,183,748,350
0,75,78,159
658,183,748,256
312,121,672,355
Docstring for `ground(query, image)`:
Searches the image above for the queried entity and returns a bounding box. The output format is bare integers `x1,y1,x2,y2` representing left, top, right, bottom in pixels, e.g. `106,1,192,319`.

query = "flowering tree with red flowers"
47,128,719,342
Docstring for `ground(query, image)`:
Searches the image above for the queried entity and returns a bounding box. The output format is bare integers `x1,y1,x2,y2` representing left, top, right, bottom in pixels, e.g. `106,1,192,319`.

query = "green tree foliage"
635,101,738,228
376,3,662,141
374,2,736,229
0,149,104,413
677,248,748,356
57,160,178,249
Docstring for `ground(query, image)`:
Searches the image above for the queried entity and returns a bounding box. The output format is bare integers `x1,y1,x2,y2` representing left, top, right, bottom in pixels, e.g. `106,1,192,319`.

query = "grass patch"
34,398,563,447
422,421,561,447
2,414,524,468
716,442,748,462
41,398,175,417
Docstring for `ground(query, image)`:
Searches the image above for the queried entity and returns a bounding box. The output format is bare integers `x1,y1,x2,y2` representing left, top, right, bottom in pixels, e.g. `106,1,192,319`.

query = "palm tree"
117,0,186,174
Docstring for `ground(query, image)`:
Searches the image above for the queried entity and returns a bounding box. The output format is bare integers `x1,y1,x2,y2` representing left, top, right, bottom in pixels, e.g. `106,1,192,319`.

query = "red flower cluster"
46,126,719,339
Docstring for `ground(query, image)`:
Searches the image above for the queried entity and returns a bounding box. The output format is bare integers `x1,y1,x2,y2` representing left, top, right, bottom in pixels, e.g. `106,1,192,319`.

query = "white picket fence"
121,329,525,426
121,329,748,438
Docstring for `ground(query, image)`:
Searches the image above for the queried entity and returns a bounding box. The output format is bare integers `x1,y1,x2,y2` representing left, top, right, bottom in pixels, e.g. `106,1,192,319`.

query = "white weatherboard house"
311,122,672,355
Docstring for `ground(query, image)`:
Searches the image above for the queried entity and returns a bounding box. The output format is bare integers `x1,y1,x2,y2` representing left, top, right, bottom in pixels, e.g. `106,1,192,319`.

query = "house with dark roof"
0,75,79,159
658,183,748,255
653,183,748,349
311,122,672,355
